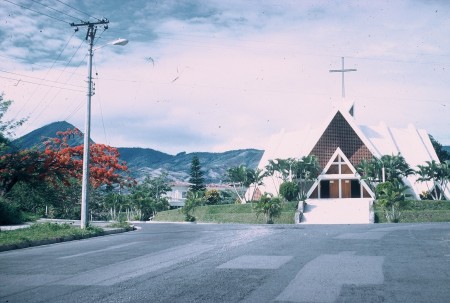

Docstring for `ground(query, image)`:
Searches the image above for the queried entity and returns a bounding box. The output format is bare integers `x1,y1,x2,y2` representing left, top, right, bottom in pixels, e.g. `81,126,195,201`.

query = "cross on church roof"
329,57,357,99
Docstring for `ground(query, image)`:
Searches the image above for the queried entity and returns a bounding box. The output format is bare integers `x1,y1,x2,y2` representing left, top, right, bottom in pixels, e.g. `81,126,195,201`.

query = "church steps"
301,198,373,224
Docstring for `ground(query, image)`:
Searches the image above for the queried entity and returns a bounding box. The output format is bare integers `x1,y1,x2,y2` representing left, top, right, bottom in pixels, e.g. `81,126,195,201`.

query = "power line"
12,31,79,120
29,0,84,23
22,40,88,133
0,69,84,88
3,0,70,24
53,0,101,22
0,54,85,79
0,75,84,92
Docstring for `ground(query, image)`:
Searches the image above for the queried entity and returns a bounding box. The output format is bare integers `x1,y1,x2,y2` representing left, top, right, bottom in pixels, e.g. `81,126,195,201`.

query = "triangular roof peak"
306,106,380,168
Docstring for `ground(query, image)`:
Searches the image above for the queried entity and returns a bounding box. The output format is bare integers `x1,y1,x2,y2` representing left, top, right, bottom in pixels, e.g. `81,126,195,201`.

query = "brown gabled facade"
309,111,374,169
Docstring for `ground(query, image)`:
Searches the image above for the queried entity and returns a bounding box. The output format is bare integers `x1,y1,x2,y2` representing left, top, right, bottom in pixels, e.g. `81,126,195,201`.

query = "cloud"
1,0,449,154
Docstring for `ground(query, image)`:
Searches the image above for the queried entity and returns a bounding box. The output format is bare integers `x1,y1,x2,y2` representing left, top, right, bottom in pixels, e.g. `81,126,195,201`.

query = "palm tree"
416,160,449,200
357,154,414,193
356,158,380,192
264,159,282,195
380,154,415,183
226,165,247,203
291,155,320,200
254,193,283,224
245,167,266,202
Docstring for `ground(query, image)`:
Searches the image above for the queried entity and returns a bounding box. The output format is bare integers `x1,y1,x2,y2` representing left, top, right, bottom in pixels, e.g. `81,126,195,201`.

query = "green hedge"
0,223,103,247
374,200,450,223
0,198,23,225
154,202,297,224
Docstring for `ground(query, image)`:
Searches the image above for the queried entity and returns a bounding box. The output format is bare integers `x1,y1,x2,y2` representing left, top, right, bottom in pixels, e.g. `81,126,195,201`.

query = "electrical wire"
3,0,70,24
29,0,85,23
53,0,102,22
41,28,108,136
0,69,84,89
0,75,83,92
23,39,87,132
0,54,85,79
12,31,78,120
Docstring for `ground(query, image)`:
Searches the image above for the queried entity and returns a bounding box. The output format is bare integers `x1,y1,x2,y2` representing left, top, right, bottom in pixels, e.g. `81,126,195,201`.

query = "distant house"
166,182,234,207
166,182,191,208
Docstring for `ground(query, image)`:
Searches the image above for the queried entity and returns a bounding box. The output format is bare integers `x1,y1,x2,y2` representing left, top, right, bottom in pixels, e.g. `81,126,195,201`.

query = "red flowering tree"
0,128,131,197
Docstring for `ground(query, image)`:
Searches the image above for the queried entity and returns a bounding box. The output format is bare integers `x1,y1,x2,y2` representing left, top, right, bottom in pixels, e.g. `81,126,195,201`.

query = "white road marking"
58,241,143,259
276,253,384,303
335,231,388,240
217,255,292,269
57,243,215,286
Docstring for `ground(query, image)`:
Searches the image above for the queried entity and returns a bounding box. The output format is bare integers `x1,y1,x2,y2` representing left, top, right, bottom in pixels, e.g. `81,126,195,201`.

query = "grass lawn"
154,201,298,224
0,222,104,249
374,200,450,223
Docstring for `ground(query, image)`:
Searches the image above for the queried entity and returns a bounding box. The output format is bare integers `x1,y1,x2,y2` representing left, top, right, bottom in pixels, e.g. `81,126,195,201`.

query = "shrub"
179,191,204,222
205,189,221,205
254,193,284,224
0,198,23,225
279,181,300,202
375,181,408,223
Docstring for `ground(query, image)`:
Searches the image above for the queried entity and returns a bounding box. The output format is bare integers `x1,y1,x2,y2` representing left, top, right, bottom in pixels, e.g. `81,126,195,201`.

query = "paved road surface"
1,223,449,302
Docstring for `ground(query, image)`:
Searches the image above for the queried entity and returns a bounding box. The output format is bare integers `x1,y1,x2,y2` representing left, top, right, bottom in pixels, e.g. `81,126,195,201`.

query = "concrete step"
301,198,372,224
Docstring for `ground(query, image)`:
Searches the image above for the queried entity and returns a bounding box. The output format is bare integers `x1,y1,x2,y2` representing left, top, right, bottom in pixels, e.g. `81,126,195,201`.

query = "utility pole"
71,19,109,229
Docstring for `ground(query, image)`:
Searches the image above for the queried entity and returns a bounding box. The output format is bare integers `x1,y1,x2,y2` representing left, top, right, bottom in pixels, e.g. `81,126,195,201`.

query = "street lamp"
94,38,129,50
80,36,128,229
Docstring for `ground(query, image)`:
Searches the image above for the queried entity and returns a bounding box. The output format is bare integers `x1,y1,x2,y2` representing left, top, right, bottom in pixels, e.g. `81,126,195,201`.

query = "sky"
1,0,449,155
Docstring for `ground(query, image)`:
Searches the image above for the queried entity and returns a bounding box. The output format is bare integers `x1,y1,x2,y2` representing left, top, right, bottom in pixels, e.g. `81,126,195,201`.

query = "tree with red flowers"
0,128,131,197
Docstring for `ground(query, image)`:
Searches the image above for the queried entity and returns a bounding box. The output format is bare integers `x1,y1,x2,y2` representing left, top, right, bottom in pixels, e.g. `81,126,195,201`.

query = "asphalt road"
1,222,449,303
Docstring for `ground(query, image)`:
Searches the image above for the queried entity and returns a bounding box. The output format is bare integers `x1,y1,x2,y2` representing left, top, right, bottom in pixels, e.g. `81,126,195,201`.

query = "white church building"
253,103,449,224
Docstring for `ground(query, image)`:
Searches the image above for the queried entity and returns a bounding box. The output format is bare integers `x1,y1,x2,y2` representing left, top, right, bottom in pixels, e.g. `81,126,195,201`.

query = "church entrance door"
330,180,339,198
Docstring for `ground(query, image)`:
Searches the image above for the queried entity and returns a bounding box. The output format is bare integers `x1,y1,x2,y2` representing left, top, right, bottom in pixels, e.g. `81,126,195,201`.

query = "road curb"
0,227,130,253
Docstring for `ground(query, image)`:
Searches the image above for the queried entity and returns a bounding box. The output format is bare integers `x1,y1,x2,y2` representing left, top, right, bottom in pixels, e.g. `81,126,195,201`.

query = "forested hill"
11,121,85,150
119,148,264,183
12,121,264,183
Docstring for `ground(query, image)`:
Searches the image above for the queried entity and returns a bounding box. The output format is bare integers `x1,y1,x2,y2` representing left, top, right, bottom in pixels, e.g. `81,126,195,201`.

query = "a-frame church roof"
257,104,379,171
256,103,447,199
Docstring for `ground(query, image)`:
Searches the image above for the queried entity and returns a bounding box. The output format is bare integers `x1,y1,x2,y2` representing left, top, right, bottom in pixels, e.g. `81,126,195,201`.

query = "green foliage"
374,200,450,223
0,197,23,225
0,94,27,152
279,181,300,202
226,165,266,203
357,154,415,192
429,135,450,162
155,201,297,224
179,191,204,222
0,222,103,247
189,156,206,193
106,221,134,231
7,179,82,220
375,181,409,223
254,193,284,224
205,189,221,205
130,174,171,220
265,155,319,200
416,160,449,200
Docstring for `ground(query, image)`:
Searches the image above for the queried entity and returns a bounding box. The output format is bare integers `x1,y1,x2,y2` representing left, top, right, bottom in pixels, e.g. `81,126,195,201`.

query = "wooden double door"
320,179,361,199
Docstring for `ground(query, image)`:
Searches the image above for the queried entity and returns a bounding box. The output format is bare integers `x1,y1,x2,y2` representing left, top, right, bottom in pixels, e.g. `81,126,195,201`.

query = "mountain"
11,121,85,150
443,146,450,153
119,148,264,183
12,121,264,183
